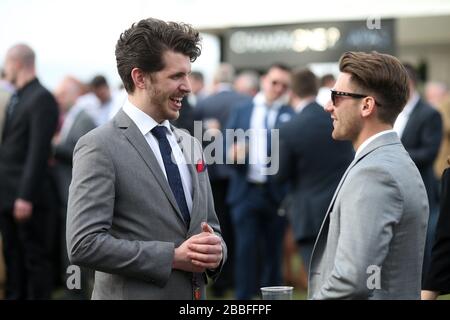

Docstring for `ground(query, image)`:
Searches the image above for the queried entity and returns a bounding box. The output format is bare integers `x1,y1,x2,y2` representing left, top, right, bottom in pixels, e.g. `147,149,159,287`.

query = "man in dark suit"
194,63,251,296
0,44,59,299
393,63,443,281
277,69,354,274
226,63,294,299
422,166,450,299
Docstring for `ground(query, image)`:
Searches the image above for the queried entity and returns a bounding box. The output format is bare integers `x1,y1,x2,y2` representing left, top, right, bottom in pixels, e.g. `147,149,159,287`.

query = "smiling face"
325,72,363,143
144,50,191,123
261,67,291,104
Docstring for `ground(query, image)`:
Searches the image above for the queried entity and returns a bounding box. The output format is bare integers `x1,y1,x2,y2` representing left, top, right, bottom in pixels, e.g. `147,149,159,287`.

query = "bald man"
0,44,59,299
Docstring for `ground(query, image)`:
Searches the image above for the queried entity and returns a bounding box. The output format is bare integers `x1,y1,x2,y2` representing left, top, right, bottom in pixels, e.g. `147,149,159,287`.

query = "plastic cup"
260,286,293,300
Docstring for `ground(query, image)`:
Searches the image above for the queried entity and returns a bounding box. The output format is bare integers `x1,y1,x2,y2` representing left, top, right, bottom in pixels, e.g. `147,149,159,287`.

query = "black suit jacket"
401,98,442,211
0,78,59,210
276,102,354,242
423,168,450,294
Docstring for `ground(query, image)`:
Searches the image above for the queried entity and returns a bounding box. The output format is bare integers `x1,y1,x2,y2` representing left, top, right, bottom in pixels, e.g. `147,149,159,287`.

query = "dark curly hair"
115,18,202,93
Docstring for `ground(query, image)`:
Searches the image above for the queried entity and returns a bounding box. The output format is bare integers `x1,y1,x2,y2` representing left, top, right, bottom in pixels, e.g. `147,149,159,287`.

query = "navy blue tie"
151,125,190,226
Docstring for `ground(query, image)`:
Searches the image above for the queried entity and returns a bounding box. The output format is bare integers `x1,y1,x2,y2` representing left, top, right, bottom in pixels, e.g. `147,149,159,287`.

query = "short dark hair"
266,63,291,74
402,63,418,87
339,51,410,125
291,68,318,97
320,74,335,87
115,18,202,93
90,75,108,89
190,71,204,82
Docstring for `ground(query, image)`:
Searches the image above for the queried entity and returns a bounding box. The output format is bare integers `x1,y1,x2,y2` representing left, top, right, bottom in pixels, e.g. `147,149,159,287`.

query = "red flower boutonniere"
196,159,206,173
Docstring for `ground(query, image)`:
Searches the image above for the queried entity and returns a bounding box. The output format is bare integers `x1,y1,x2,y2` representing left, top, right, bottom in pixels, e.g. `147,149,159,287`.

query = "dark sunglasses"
331,90,382,106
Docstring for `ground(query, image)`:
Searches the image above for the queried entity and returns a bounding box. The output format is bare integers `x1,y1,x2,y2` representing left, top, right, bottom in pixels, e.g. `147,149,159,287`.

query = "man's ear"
361,96,376,118
131,68,146,90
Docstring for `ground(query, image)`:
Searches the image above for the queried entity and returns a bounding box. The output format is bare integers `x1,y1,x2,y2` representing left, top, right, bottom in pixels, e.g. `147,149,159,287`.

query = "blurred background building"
1,0,450,91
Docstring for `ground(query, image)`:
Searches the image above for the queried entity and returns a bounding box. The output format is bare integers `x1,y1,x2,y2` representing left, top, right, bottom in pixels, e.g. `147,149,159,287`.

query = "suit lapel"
114,110,186,225
312,132,402,254
327,132,400,216
274,105,294,128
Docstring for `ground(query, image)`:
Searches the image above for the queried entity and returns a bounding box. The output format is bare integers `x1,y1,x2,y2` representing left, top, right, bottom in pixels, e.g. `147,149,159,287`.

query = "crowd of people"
0,17,449,300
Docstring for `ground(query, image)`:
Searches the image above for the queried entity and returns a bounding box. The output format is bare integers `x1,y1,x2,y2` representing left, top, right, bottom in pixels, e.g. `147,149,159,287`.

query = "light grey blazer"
66,110,227,300
308,132,429,300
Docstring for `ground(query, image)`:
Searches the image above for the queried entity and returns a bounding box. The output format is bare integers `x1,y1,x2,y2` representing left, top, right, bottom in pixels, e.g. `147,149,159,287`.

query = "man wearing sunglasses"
308,51,429,299
225,63,294,299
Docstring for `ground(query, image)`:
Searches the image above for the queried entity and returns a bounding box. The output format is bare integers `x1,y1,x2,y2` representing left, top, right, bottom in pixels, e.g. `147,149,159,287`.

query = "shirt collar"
122,99,172,136
216,83,233,93
294,98,315,113
253,91,286,111
355,129,395,159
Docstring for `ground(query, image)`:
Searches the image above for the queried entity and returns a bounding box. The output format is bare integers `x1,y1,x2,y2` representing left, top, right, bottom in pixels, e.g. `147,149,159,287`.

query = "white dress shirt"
122,99,193,214
247,92,284,183
316,87,331,108
355,129,396,159
393,92,420,138
294,98,316,114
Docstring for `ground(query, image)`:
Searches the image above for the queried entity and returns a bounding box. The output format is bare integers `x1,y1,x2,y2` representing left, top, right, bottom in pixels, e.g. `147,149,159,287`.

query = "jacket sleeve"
314,166,404,299
204,167,228,281
66,133,174,287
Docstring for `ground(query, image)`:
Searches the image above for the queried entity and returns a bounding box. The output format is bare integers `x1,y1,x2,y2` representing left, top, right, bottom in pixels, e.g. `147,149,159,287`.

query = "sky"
1,0,450,91
0,0,221,91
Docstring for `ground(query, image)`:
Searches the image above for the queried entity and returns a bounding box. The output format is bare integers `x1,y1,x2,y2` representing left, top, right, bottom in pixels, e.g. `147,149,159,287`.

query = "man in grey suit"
66,18,226,300
308,51,429,300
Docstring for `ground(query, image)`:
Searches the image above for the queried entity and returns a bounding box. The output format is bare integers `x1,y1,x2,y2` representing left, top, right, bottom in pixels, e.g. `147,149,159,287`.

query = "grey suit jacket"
67,110,227,299
308,132,429,300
